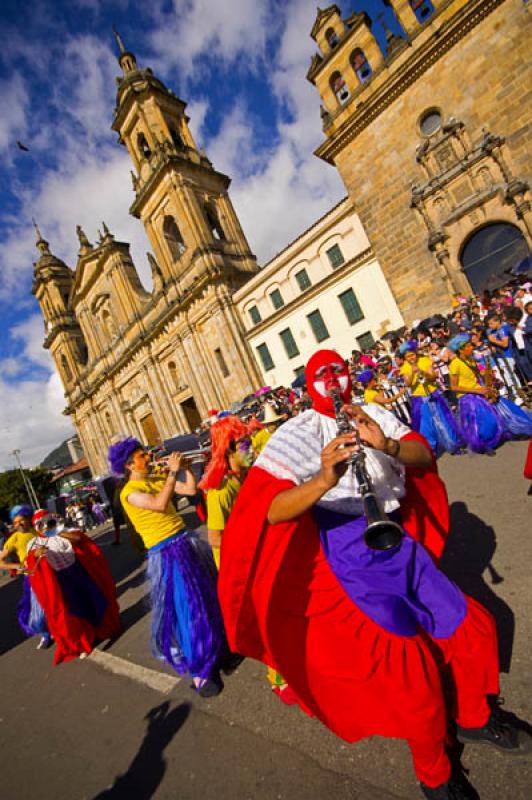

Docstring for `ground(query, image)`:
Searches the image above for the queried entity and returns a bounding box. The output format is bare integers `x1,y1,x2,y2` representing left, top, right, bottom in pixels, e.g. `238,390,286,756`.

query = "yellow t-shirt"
400,358,438,396
206,477,242,532
3,531,36,564
448,357,480,398
120,478,185,550
363,388,379,405
251,428,271,455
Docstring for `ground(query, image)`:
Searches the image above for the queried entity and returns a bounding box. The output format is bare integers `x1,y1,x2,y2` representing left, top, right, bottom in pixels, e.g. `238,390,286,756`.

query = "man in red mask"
218,349,529,800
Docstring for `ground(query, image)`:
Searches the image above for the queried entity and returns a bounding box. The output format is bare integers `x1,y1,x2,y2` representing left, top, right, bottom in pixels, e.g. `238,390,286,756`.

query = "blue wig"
10,504,32,521
357,369,375,385
107,437,143,476
448,334,470,353
399,340,418,356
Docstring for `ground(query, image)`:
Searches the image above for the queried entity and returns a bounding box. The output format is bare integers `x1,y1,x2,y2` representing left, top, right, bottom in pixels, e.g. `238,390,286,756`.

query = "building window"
326,243,345,268
163,215,186,260
248,305,261,325
307,310,330,343
170,126,185,151
295,268,311,292
279,328,300,359
351,49,372,83
325,27,339,49
60,354,72,382
214,348,230,377
330,71,349,104
419,108,442,137
269,288,284,310
257,343,274,372
410,0,434,24
338,289,364,325
137,132,152,159
356,331,375,351
204,203,225,241
168,360,179,389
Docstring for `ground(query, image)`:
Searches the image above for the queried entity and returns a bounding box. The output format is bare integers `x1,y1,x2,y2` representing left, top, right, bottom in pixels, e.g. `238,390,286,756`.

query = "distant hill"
41,439,74,470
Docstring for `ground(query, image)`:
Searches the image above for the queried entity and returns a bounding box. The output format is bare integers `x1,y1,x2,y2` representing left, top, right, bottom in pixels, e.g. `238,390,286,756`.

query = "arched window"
60,354,72,382
204,203,225,241
168,360,179,390
163,215,186,260
137,132,152,159
460,222,529,293
325,27,339,49
409,0,434,24
351,49,372,84
170,127,185,151
330,71,349,104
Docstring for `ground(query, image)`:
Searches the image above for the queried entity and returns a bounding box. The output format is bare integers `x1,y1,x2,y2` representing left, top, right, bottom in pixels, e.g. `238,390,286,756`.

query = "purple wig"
399,340,418,356
357,369,375,385
107,437,143,476
10,504,32,521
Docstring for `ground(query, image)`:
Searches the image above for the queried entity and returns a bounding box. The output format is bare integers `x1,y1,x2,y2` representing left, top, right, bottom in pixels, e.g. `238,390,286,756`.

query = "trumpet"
149,448,211,474
329,388,404,551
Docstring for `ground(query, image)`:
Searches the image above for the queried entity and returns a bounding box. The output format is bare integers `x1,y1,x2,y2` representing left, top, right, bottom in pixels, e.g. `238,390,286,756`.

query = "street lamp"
11,449,39,509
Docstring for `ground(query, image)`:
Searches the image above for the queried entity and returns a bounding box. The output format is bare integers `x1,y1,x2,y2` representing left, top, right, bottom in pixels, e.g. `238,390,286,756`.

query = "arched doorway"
460,222,530,292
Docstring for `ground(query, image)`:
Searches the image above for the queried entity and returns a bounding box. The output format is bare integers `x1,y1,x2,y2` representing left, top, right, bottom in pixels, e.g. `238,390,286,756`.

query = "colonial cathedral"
33,1,531,475
33,33,261,474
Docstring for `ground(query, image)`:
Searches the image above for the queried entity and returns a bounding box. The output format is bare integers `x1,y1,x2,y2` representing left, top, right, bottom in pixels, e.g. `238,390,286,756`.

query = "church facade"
32,38,261,475
307,0,531,323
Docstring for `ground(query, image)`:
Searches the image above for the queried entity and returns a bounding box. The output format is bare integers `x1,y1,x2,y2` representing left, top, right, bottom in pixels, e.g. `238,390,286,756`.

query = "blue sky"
0,0,403,469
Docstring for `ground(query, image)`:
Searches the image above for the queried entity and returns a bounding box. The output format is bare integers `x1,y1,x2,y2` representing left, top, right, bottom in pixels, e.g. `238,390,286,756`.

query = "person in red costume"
26,515,120,663
218,349,530,799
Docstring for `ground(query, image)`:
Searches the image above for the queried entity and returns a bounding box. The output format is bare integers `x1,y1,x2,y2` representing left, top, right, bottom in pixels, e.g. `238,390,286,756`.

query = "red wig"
247,416,264,433
199,416,250,491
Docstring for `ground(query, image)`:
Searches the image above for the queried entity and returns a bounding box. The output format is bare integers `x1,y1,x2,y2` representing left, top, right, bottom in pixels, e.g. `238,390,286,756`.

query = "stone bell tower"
31,222,88,393
110,31,262,406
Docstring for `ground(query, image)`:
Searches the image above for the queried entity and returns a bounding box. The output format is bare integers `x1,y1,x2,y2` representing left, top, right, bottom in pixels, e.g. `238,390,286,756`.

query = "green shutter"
338,289,364,325
257,343,274,371
279,328,300,359
326,244,345,268
295,269,311,291
307,310,330,342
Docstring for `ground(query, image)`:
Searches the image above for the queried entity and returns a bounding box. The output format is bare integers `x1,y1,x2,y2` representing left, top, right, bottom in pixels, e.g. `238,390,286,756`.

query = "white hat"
262,404,285,425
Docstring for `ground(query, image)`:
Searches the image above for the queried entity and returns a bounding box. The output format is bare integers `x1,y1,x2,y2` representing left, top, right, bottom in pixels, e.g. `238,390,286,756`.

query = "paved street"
1,440,530,800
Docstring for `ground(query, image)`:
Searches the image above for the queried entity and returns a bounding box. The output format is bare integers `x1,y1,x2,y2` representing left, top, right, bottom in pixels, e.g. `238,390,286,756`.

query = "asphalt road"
0,440,530,800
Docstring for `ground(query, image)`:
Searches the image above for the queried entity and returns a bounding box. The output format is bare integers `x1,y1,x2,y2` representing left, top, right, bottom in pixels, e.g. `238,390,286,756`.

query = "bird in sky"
16,140,30,152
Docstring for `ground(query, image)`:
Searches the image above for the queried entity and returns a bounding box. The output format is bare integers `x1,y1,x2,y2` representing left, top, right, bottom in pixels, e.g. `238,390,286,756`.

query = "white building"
234,198,404,387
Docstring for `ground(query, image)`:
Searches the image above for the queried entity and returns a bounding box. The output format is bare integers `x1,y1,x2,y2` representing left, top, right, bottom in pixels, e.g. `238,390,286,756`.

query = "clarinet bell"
364,519,404,551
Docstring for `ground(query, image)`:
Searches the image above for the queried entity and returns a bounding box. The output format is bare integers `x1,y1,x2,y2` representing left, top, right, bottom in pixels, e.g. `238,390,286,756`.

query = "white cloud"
0,73,29,154
10,313,52,370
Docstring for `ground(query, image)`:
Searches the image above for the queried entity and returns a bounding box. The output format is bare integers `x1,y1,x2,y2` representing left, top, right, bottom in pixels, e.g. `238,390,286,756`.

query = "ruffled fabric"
411,392,464,456
457,394,505,452
17,575,48,637
147,531,224,679
495,397,532,437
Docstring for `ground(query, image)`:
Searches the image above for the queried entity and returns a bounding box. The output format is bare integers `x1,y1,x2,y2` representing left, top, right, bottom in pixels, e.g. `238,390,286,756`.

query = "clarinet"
329,388,404,551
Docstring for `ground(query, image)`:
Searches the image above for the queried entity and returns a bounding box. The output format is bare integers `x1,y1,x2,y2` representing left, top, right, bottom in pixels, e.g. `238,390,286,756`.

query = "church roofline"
307,11,369,84
310,5,342,41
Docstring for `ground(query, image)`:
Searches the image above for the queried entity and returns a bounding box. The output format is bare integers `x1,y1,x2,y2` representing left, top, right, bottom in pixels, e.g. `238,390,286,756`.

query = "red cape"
28,533,120,664
218,433,450,743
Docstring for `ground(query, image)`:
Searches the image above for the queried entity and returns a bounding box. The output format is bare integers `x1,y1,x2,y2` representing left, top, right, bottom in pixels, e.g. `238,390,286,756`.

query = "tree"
0,468,53,521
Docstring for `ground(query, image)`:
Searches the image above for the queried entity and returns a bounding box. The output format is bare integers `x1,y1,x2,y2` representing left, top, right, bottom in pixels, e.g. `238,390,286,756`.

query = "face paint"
305,349,352,417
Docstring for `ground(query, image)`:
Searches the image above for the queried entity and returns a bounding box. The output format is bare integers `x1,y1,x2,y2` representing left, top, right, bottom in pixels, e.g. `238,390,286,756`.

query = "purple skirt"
17,576,49,638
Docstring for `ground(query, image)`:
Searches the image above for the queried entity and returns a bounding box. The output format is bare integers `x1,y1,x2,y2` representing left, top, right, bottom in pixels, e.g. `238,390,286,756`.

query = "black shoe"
191,672,224,698
420,778,474,799
219,652,245,675
457,708,532,755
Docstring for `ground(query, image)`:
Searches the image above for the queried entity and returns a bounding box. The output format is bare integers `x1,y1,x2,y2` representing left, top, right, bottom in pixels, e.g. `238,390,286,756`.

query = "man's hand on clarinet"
341,404,387,451
318,433,357,490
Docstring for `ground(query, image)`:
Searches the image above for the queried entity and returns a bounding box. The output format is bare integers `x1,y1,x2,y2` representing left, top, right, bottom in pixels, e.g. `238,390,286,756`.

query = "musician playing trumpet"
448,334,532,452
218,348,530,800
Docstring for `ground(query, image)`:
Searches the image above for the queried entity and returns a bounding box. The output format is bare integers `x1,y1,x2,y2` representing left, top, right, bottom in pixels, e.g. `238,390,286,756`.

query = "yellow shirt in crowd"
251,428,271,455
206,476,242,532
120,478,185,550
364,388,379,405
448,357,480,398
2,530,36,564
400,357,438,396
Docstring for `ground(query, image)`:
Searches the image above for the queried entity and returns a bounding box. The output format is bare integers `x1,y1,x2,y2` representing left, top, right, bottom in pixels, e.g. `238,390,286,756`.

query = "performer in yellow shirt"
448,334,532,452
399,341,464,456
109,437,226,697
0,505,50,649
199,415,253,569
358,369,407,409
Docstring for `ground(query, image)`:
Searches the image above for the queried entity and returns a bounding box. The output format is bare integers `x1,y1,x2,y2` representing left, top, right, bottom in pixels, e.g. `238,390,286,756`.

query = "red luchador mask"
305,349,352,417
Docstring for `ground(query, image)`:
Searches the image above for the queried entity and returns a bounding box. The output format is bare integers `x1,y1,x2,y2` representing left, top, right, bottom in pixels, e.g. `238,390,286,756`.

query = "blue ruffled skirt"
17,576,50,640
457,395,505,453
411,391,465,456
495,397,532,437
147,531,224,679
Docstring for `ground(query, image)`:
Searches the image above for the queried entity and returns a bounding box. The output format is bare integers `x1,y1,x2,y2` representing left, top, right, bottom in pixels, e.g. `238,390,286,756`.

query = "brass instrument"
482,361,499,404
149,448,210,476
329,388,404,551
